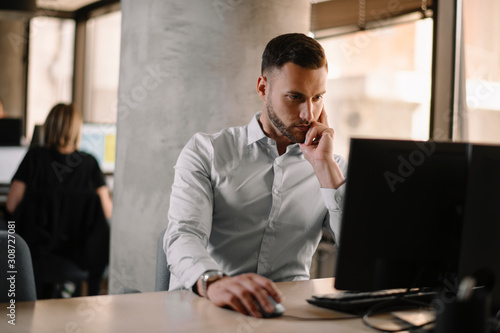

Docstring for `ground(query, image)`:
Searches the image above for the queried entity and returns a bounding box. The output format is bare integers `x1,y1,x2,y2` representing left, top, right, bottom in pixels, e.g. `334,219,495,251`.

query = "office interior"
0,0,499,316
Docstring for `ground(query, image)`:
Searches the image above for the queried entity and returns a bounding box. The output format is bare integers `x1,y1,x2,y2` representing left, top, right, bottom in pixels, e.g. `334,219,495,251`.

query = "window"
462,0,500,143
84,10,121,123
26,17,75,140
317,18,433,158
25,7,121,142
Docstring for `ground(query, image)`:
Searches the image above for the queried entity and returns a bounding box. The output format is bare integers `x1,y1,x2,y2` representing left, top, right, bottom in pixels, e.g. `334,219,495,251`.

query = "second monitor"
32,123,117,174
79,123,116,174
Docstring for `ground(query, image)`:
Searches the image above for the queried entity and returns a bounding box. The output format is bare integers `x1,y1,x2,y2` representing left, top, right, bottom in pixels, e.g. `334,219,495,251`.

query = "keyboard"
307,289,438,314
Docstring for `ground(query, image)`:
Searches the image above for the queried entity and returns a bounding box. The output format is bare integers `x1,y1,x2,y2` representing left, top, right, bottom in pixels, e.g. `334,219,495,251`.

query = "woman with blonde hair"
7,103,112,217
7,103,112,298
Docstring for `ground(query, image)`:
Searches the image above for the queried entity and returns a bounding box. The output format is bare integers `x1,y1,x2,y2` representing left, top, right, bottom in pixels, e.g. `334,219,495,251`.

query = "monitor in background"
0,118,22,146
79,123,116,174
29,123,116,174
0,146,28,185
334,138,469,292
459,144,500,314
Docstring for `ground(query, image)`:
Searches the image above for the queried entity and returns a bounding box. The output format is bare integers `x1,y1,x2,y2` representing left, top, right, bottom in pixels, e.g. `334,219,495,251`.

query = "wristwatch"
200,270,226,298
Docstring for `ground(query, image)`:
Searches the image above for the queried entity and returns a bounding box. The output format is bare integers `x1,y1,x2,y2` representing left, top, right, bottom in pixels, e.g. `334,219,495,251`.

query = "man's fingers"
226,285,262,317
319,106,329,127
226,297,251,316
239,280,274,313
206,273,282,318
305,125,321,146
305,121,335,147
232,274,278,314
248,273,283,301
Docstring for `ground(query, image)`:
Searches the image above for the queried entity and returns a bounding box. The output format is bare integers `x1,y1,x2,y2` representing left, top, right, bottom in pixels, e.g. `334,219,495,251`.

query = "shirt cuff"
182,262,223,291
320,182,346,212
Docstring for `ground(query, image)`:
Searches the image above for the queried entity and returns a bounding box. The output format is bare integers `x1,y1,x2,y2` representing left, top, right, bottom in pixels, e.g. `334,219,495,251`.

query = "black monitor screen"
0,118,22,146
335,138,469,292
459,144,500,313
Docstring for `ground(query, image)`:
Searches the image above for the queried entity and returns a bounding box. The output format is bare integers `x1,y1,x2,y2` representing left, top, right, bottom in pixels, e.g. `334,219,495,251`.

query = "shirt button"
273,188,278,194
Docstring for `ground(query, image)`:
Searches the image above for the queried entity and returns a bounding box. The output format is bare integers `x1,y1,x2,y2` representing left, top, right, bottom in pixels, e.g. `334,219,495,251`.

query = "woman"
6,103,113,298
6,103,112,218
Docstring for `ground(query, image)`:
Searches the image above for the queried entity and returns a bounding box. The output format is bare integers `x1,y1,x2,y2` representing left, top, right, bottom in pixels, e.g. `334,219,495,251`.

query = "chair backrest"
0,230,37,302
155,228,170,291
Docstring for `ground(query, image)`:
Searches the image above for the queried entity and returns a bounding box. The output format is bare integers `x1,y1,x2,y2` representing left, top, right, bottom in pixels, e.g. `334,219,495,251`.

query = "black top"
12,146,105,190
11,147,109,300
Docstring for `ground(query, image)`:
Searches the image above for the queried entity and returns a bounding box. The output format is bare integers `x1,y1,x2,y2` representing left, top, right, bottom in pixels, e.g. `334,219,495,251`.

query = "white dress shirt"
164,112,347,290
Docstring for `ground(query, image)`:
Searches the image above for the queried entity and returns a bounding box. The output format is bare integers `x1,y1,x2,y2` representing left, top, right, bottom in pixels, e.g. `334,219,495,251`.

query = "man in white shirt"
164,33,347,317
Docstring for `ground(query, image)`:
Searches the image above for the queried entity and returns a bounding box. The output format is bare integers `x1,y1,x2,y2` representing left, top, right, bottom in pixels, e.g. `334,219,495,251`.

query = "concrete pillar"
0,20,27,120
110,0,311,293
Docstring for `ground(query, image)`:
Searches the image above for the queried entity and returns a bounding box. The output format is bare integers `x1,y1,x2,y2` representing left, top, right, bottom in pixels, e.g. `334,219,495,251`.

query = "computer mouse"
256,295,285,318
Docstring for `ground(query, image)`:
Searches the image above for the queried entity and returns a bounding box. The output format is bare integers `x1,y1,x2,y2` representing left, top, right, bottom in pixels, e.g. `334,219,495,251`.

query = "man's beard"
266,101,309,144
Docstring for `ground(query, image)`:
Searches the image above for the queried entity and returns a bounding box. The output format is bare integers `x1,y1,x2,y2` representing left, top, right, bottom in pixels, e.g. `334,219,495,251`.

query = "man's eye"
313,95,323,101
289,95,300,100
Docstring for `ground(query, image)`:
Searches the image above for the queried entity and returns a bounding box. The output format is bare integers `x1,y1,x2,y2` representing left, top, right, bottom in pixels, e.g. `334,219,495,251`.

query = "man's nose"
300,100,314,122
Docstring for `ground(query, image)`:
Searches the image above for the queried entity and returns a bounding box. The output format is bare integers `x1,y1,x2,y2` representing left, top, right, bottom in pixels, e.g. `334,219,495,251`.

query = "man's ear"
256,75,268,101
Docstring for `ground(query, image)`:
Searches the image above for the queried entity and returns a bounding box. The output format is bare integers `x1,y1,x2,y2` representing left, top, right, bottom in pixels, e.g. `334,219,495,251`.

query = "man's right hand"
200,273,282,318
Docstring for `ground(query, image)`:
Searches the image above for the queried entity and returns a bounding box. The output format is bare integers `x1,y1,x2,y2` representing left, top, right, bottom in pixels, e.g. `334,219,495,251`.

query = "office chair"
118,228,169,294
0,230,37,302
42,253,90,297
13,190,110,298
155,228,170,291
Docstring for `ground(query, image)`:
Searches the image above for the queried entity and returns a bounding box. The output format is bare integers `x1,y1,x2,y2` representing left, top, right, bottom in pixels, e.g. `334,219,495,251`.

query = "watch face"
202,271,224,297
203,271,224,284
207,275,221,283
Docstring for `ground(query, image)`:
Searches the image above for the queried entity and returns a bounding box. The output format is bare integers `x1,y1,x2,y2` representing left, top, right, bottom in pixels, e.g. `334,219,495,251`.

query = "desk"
0,278,392,333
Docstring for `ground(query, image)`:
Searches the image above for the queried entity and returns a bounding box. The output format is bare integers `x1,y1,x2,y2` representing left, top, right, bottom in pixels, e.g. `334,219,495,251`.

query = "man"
164,33,347,317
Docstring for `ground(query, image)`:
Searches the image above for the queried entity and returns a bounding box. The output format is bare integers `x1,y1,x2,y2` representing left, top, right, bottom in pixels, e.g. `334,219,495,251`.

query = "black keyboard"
307,289,438,314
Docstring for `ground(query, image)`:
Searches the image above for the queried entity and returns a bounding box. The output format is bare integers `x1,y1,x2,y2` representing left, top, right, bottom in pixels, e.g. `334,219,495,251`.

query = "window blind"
311,0,433,33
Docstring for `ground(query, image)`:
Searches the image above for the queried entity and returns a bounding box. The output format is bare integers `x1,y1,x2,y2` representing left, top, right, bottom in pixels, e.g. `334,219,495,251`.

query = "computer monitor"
28,123,116,174
79,123,116,174
0,147,28,185
334,138,469,292
459,144,500,314
0,118,22,146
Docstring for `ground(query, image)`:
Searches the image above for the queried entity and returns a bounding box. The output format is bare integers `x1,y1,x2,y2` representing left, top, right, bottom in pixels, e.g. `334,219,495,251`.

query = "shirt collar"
247,112,267,145
246,112,303,156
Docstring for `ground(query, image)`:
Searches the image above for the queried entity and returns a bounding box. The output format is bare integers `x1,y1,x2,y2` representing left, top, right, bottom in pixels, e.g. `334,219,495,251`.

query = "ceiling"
36,0,102,12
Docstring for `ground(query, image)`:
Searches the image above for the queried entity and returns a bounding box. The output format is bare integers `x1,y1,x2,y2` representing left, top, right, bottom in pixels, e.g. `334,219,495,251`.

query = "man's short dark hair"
261,33,327,75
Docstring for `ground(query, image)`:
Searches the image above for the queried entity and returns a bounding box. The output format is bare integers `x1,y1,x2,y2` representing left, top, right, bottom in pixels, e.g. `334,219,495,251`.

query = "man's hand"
299,108,345,189
203,273,282,318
